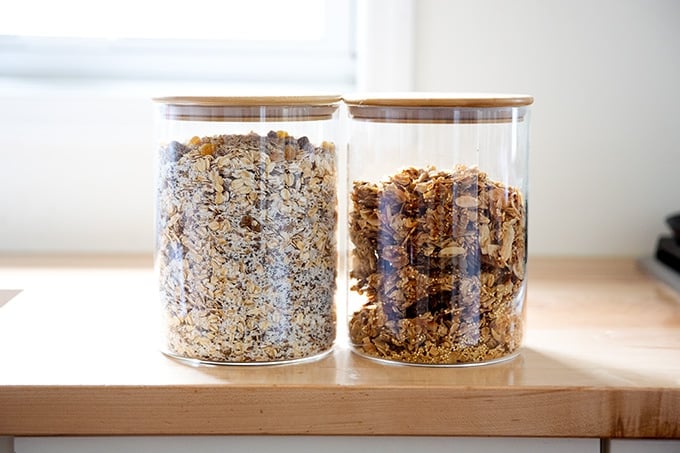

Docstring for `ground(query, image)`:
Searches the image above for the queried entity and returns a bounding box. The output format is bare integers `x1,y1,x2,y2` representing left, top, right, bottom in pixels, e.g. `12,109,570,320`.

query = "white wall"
0,82,155,253
1,0,678,256
413,0,680,256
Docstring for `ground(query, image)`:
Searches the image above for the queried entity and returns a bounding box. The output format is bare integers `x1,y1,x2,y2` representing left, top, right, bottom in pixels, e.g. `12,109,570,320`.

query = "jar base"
349,346,520,368
161,346,334,367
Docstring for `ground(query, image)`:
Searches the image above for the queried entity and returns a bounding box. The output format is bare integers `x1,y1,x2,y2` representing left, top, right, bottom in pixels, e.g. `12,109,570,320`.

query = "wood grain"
0,256,678,438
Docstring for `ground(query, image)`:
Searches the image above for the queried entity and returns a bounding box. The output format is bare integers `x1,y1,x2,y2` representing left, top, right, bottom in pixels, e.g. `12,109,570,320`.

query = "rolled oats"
348,164,526,365
157,131,337,363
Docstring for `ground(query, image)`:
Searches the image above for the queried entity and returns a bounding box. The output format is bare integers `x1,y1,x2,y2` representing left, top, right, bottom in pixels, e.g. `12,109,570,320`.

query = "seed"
455,195,478,208
284,145,297,161
199,143,216,156
439,245,466,257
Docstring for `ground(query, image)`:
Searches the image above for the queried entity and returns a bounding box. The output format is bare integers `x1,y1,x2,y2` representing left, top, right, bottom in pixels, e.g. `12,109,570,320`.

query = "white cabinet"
609,439,680,452
9,434,680,452
15,436,599,453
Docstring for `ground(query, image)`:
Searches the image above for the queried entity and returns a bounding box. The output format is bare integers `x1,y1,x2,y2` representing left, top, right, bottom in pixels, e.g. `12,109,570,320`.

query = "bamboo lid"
343,93,533,123
153,95,342,121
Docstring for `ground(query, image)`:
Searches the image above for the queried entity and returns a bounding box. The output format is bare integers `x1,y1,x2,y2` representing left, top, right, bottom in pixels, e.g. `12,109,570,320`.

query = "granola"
157,131,337,363
348,164,526,365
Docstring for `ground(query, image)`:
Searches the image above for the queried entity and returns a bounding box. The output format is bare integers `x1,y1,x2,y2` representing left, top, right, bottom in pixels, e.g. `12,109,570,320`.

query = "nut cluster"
157,131,337,363
348,165,526,364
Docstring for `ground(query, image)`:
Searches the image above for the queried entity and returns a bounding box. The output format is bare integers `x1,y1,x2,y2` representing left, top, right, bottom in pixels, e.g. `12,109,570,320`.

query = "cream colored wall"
413,0,680,256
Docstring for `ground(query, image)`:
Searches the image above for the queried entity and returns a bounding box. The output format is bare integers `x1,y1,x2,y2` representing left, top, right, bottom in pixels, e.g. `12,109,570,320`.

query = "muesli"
157,131,337,363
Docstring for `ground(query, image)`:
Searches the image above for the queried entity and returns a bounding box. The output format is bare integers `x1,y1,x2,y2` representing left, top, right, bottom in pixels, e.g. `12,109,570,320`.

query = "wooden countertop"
0,256,678,438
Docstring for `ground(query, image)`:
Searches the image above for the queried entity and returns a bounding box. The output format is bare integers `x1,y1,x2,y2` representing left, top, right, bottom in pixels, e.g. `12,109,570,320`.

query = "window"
0,0,420,253
0,0,355,88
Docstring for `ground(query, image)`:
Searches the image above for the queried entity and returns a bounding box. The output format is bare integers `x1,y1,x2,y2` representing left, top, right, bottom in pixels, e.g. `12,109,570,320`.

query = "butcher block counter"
0,255,678,439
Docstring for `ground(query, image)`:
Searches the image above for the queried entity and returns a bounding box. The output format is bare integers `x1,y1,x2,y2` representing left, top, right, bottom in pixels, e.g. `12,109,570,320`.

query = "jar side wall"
346,108,529,365
154,109,339,364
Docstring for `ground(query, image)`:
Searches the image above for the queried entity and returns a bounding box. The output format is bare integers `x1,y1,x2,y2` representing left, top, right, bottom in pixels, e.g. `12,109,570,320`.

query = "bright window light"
0,0,325,41
0,0,354,86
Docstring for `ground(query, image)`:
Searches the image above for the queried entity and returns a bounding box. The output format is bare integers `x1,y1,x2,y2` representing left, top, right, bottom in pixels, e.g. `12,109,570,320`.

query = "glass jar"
153,96,341,365
344,93,533,366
